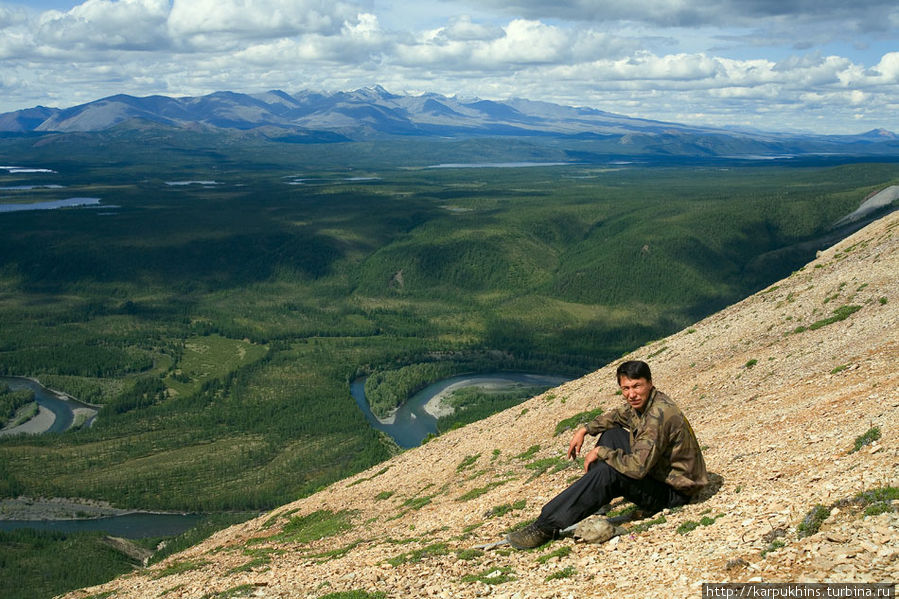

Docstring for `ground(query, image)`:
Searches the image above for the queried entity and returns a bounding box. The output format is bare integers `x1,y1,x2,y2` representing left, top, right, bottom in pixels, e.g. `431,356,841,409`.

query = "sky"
1,0,898,134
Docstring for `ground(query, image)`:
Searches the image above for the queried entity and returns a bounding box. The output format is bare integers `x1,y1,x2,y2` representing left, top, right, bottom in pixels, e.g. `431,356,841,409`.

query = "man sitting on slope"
508,360,708,549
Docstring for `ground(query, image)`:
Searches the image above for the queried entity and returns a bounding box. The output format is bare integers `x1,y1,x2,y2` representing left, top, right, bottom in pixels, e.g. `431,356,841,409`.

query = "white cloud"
466,0,899,30
871,52,899,82
167,0,358,41
396,19,633,70
475,19,568,65
432,15,503,43
0,5,27,28
0,0,897,133
35,0,170,50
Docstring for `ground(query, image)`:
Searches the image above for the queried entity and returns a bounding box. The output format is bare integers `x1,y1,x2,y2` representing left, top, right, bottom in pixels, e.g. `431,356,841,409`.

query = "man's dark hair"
616,360,652,383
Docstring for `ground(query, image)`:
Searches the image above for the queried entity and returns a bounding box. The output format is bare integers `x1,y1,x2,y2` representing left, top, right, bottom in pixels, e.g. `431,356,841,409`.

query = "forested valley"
0,129,897,598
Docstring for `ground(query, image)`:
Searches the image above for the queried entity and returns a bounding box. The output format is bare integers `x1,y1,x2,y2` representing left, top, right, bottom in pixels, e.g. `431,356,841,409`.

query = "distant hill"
61,209,899,598
3,86,899,157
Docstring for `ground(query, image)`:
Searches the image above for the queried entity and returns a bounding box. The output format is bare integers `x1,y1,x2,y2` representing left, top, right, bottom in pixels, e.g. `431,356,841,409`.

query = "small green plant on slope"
201,584,256,599
629,515,666,534
487,499,527,518
275,509,357,544
545,566,576,581
536,546,571,564
152,559,211,579
403,494,437,510
761,538,787,557
317,591,387,599
797,504,830,538
457,454,481,471
386,542,449,566
456,548,484,560
554,408,604,436
525,457,572,480
311,540,365,562
797,487,898,540
461,566,516,585
514,445,541,460
677,513,722,534
849,426,881,453
457,479,511,502
853,486,899,517
348,467,390,487
225,555,271,575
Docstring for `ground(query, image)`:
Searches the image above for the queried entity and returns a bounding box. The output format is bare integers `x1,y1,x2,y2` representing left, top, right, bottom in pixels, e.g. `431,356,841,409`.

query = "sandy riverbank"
0,376,100,436
421,379,529,419
372,410,397,426
371,380,476,424
0,497,133,521
0,405,56,437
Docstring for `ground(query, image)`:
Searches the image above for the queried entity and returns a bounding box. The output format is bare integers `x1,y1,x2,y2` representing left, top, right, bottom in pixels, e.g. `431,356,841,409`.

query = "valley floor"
60,200,899,598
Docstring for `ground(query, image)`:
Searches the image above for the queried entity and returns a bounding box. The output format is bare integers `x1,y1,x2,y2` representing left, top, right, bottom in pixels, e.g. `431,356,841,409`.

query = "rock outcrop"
63,210,899,599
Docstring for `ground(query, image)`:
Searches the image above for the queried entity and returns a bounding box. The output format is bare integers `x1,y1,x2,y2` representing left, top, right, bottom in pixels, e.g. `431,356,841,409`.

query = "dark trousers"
535,427,689,532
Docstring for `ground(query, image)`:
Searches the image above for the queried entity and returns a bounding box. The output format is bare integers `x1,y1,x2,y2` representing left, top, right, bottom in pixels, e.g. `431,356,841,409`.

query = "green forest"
0,529,140,599
0,384,35,425
0,130,897,598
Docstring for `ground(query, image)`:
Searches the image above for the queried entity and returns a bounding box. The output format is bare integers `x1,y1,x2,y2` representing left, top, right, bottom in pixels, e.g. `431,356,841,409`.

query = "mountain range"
3,86,899,157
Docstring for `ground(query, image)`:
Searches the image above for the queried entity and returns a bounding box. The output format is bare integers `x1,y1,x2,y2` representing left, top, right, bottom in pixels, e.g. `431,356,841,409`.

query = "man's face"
619,376,653,412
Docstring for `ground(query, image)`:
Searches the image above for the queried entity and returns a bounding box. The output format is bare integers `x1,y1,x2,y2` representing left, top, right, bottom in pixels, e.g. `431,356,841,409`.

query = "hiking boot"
507,522,554,549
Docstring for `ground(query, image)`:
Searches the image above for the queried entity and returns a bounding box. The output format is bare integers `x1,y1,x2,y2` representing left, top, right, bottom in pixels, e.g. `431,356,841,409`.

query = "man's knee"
584,460,621,486
597,427,630,451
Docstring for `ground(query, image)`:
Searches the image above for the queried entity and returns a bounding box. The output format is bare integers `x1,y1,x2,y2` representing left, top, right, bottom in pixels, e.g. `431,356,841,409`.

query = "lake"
425,162,572,169
0,197,101,213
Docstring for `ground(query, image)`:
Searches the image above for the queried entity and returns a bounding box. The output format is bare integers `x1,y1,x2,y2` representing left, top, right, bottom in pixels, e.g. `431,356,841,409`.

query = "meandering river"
0,377,204,538
0,513,203,539
352,372,570,448
1,372,568,537
0,376,99,436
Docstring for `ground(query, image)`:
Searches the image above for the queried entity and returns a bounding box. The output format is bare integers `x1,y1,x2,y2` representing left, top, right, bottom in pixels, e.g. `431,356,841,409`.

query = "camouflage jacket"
584,387,708,495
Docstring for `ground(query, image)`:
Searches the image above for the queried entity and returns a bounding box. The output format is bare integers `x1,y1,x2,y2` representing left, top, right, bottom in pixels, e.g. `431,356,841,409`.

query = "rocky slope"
64,211,898,599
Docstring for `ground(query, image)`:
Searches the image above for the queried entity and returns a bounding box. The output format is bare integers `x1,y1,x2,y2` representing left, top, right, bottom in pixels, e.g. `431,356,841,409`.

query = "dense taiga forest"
1,132,897,510
0,129,897,598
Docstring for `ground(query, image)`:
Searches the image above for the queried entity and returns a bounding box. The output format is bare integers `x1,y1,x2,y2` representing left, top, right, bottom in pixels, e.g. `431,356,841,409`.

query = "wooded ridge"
61,203,899,599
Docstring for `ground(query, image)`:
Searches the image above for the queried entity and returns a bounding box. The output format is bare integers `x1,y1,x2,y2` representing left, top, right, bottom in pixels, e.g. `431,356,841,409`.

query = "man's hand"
567,427,587,460
583,447,600,472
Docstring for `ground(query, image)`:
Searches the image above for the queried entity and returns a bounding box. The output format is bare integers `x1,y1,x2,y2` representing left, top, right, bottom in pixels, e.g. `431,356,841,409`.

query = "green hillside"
0,133,896,514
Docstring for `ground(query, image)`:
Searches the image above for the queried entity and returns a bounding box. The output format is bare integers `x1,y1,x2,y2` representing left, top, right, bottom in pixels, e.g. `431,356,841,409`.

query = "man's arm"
567,427,588,459
567,406,625,461
592,406,667,479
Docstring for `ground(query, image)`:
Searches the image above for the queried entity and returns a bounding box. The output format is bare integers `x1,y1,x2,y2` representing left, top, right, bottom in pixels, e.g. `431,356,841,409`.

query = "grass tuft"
275,509,357,544
457,454,481,471
553,408,604,436
152,559,211,579
317,591,387,599
536,546,571,564
849,426,881,453
461,566,516,585
797,504,830,538
386,542,448,566
545,565,576,581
